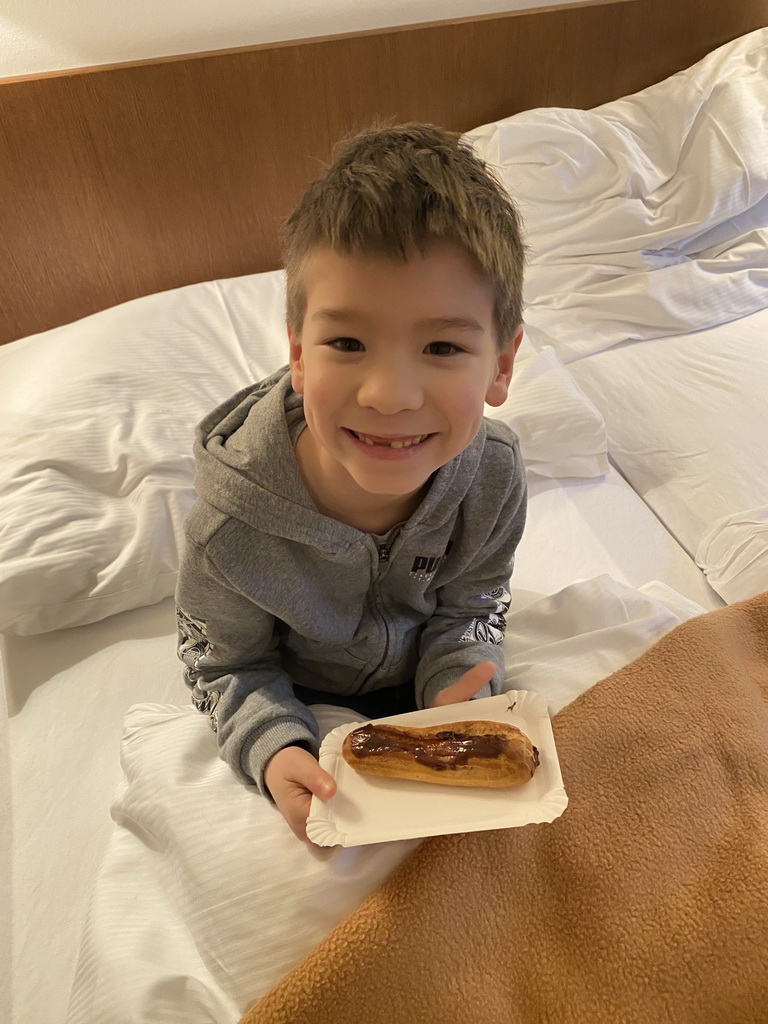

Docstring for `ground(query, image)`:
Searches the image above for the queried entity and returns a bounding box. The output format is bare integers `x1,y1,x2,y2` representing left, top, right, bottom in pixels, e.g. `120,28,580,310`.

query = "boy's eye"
426,341,461,356
329,337,364,352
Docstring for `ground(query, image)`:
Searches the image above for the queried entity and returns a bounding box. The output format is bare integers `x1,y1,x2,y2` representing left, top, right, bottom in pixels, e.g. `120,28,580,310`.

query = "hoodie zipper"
362,528,402,685
376,526,401,566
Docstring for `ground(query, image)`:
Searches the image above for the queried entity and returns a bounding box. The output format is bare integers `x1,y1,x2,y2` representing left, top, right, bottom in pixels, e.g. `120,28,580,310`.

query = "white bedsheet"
6,467,721,1024
567,309,768,601
1,681,10,1024
514,469,721,613
5,600,180,1024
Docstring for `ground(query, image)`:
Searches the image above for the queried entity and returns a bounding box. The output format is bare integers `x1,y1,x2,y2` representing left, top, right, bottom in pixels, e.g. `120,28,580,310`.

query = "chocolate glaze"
348,723,512,771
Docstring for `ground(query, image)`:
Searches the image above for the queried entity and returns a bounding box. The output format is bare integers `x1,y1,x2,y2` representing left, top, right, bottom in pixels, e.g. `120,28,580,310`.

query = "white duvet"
66,576,706,1024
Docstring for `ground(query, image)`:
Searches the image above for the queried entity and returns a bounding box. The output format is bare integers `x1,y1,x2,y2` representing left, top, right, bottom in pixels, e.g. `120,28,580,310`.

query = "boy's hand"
265,662,496,839
430,660,497,708
263,745,337,842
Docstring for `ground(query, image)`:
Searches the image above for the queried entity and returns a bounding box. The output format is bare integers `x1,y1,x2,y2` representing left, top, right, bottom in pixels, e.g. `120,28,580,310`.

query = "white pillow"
696,508,768,604
466,27,768,362
0,273,288,636
0,273,605,636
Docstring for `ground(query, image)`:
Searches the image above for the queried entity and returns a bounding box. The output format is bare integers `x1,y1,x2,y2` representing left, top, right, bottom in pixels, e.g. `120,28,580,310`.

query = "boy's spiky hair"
282,122,525,348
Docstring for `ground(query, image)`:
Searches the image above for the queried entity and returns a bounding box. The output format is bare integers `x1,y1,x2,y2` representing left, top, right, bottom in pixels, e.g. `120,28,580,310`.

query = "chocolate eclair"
342,720,539,788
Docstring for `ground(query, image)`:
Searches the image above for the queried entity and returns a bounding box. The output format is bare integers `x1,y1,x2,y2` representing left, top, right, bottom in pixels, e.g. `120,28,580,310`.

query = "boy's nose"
357,364,423,412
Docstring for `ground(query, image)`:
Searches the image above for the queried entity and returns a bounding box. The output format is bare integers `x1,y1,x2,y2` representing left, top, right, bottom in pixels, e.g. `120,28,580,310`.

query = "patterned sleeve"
175,537,320,796
176,605,229,730
457,584,512,646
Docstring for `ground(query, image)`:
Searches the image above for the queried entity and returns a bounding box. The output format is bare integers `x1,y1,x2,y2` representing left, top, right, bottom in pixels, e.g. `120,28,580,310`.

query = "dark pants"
293,679,418,719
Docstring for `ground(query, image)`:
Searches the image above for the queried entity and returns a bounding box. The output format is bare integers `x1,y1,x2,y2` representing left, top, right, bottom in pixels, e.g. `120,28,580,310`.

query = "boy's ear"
485,327,524,407
287,325,304,395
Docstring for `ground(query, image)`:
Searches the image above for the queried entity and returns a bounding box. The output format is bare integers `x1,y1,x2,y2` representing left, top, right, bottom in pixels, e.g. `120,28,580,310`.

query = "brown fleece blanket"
242,593,768,1024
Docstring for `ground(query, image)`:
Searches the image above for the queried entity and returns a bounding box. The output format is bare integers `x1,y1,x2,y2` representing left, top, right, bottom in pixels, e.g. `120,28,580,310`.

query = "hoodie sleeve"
175,534,320,797
414,452,527,710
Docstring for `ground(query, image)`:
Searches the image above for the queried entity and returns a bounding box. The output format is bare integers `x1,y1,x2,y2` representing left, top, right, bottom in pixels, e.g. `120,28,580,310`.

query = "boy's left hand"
430,660,497,708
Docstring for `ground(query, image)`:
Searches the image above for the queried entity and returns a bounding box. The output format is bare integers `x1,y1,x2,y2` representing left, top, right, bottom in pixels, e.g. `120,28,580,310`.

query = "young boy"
176,123,527,841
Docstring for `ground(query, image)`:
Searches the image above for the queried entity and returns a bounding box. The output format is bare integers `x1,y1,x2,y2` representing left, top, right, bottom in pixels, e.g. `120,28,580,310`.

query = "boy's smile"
345,428,434,456
289,242,521,531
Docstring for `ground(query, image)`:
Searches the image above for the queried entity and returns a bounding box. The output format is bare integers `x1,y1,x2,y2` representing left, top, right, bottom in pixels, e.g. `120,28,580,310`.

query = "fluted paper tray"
306,690,568,847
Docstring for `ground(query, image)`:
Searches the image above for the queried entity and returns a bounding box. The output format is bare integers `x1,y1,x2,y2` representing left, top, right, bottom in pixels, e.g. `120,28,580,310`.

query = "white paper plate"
306,690,568,847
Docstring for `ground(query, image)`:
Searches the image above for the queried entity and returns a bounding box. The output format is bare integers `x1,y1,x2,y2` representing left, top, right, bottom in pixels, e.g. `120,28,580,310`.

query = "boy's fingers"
287,801,311,842
295,763,337,801
430,660,497,707
288,772,336,844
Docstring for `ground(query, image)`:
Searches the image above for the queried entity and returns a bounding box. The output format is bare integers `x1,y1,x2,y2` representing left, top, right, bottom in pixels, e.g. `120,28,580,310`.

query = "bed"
3,2,768,1022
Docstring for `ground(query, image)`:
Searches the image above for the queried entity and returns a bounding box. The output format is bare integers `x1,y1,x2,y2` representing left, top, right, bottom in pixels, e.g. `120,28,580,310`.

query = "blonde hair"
282,122,525,348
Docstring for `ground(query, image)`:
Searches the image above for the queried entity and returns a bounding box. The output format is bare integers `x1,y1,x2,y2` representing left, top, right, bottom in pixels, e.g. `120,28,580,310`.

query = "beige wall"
0,0,597,78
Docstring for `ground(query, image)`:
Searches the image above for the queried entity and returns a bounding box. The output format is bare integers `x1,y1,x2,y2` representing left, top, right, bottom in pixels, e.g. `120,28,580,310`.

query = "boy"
176,123,527,841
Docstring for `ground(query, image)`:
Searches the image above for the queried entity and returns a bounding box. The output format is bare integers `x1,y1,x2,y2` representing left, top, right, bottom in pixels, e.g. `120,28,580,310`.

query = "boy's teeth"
356,432,427,448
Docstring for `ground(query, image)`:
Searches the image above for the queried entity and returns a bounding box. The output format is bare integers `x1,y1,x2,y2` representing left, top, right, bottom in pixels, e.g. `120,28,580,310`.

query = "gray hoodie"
175,367,527,794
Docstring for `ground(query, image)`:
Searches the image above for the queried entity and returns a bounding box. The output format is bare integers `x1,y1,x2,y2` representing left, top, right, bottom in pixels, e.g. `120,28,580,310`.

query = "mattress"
5,465,720,1024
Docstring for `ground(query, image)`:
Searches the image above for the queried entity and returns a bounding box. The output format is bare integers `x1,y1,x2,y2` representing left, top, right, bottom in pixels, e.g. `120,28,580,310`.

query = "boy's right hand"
263,745,337,842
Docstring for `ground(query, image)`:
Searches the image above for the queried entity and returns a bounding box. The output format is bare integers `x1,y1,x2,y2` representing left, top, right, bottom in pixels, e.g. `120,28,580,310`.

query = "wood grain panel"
1,0,767,344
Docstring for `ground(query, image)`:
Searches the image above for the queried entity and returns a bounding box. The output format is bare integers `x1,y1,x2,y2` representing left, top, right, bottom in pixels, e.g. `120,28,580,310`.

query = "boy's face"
288,242,522,523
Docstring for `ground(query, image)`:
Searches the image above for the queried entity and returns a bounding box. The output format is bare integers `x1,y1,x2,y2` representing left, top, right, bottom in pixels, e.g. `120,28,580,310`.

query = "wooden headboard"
2,0,767,344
